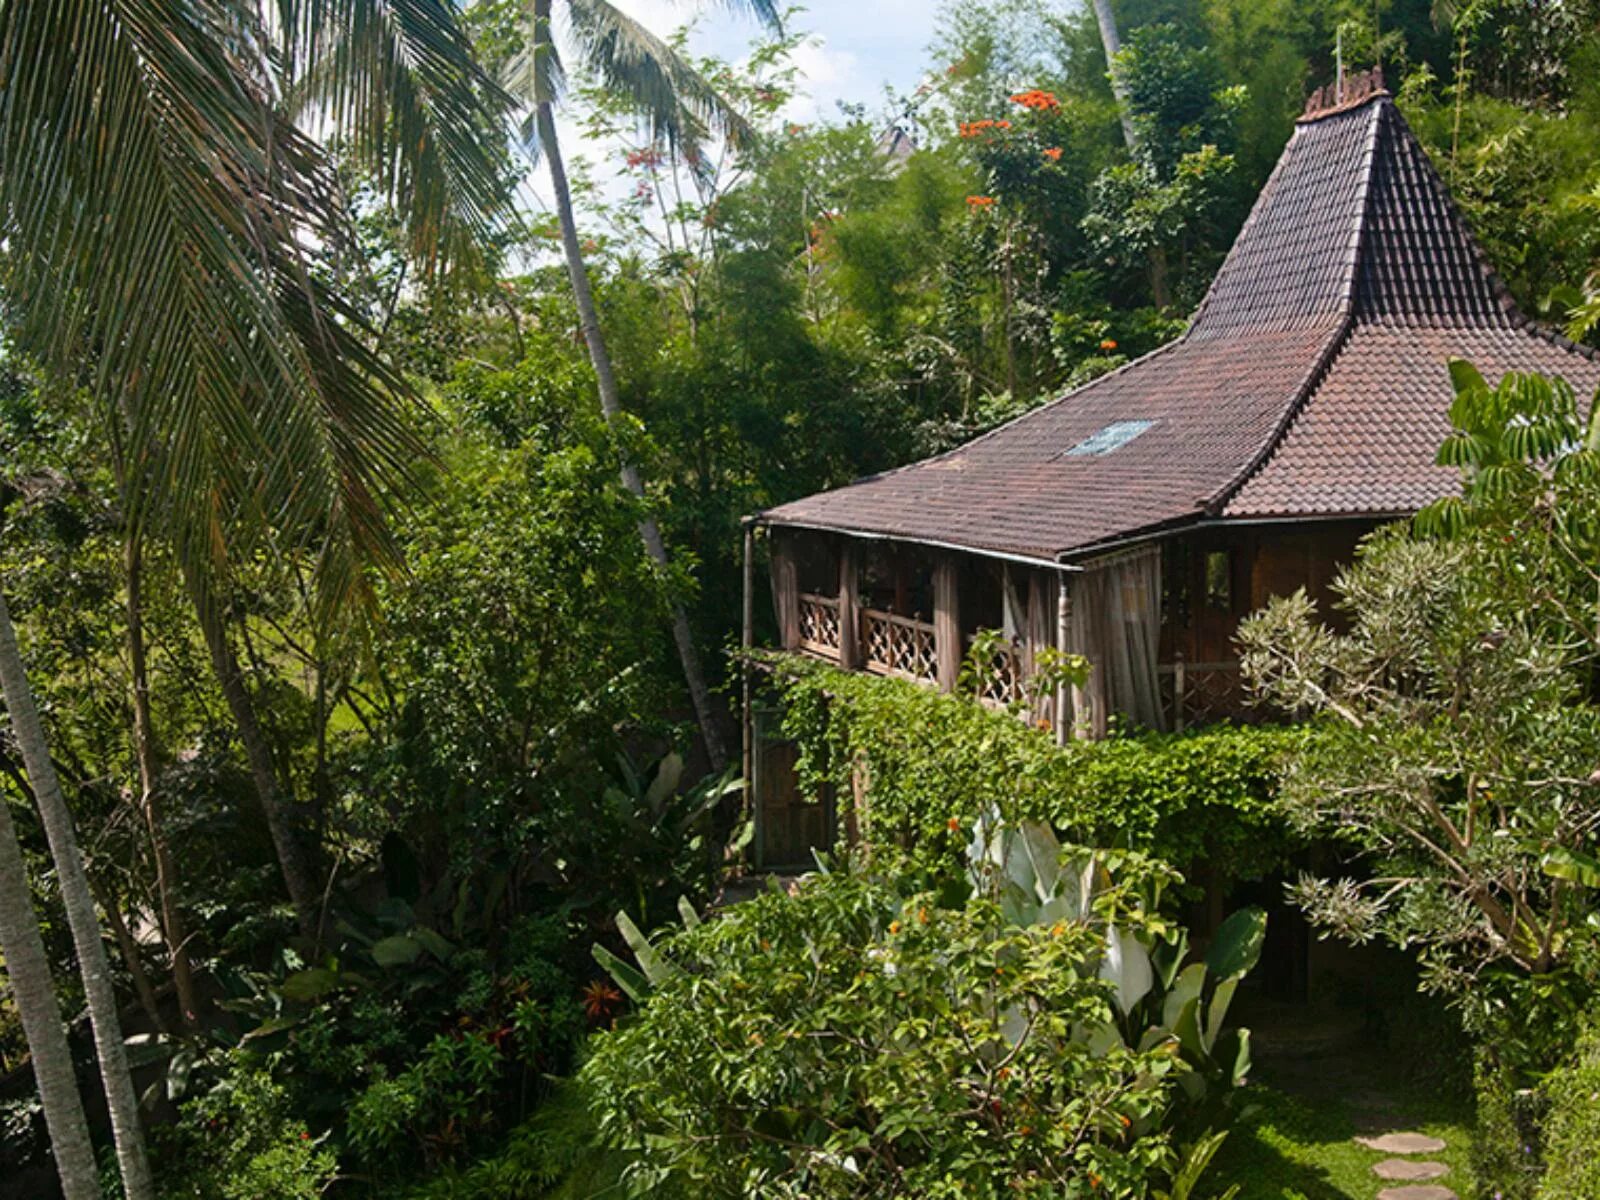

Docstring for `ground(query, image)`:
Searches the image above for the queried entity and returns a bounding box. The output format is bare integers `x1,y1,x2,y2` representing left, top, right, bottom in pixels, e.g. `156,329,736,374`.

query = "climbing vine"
763,655,1306,888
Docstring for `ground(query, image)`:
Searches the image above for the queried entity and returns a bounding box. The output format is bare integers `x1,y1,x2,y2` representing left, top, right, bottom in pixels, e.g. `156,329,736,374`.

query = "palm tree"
0,675,101,1200
0,0,511,1193
1089,0,1138,149
505,0,782,772
0,591,151,1198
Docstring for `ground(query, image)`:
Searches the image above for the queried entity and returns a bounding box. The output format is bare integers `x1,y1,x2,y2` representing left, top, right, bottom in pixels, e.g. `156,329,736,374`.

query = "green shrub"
584,866,1219,1198
152,1069,336,1199
768,655,1302,886
1536,1021,1600,1199
1471,1057,1547,1200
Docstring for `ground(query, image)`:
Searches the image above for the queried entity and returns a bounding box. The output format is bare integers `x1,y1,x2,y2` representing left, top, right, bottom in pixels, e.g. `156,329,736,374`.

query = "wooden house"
742,73,1600,862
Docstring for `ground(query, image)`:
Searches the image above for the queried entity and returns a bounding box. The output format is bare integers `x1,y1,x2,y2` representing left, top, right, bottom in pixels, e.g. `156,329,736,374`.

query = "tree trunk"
126,532,198,1026
531,2,728,772
1090,0,1138,149
184,571,319,939
0,589,153,1200
88,873,165,1034
0,788,101,1199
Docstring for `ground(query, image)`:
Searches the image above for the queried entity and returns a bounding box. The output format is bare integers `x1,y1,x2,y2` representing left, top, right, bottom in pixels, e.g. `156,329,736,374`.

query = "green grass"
1215,1078,1475,1200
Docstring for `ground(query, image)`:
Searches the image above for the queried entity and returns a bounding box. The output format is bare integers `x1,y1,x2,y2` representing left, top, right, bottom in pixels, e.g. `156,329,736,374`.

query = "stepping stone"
1374,1159,1449,1182
1355,1132,1448,1155
1376,1187,1457,1200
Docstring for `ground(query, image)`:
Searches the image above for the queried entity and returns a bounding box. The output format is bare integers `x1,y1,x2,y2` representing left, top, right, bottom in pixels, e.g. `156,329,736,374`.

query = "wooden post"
838,541,861,671
1055,575,1070,746
935,555,961,692
1173,651,1186,733
771,533,800,651
741,524,755,827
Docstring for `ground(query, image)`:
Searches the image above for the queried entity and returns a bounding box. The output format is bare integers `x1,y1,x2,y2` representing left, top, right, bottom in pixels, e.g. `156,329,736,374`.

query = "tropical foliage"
3,0,1600,1196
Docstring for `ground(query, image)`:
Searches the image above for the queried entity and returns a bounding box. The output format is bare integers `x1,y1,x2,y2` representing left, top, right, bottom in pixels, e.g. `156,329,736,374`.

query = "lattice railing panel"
798,593,841,660
1159,661,1256,728
862,609,937,683
967,635,1025,708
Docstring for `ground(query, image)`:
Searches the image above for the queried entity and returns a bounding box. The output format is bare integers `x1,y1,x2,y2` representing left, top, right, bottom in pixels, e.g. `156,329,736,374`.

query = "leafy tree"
494,0,785,772
1239,363,1600,1071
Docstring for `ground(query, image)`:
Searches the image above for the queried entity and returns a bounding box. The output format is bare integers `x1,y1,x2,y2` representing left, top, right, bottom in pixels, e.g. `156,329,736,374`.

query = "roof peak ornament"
1300,65,1387,123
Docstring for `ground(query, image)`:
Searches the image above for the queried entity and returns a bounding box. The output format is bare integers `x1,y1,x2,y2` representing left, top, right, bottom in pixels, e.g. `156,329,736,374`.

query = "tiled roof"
762,87,1599,561
1227,324,1600,516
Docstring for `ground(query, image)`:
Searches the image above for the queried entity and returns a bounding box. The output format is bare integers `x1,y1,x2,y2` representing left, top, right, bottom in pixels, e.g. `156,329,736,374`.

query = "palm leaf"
0,0,428,626
565,0,758,152
275,0,517,278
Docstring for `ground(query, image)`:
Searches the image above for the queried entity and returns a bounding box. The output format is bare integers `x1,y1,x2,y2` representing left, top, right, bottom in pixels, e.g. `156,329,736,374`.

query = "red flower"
581,980,623,1023
1043,147,1063,162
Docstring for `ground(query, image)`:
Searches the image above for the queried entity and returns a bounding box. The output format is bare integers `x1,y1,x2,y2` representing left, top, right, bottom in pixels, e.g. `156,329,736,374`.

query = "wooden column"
934,555,961,692
1055,575,1071,746
741,524,755,822
770,533,800,651
838,541,861,670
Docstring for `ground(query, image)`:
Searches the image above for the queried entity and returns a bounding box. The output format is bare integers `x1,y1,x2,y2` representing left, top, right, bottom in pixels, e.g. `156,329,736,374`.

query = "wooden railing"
861,608,937,683
1159,659,1253,729
797,593,842,660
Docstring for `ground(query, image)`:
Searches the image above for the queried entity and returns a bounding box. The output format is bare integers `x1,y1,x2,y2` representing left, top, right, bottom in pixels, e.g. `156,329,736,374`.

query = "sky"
608,0,943,124
522,1,947,221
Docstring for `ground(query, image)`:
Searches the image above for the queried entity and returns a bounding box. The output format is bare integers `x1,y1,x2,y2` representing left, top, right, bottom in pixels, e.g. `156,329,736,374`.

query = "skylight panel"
1064,419,1155,457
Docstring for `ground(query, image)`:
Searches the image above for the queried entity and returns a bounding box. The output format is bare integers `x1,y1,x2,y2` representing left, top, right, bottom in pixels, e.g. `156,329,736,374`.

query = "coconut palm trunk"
1090,0,1137,148
1087,0,1170,308
0,781,101,1200
531,0,728,771
0,589,153,1200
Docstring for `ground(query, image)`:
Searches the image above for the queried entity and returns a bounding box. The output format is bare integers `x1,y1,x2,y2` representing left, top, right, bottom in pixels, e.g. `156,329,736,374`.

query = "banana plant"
592,896,701,1004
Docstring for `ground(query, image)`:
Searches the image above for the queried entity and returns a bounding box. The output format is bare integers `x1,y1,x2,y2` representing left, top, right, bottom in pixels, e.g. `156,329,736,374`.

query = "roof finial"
1336,27,1344,104
1301,64,1387,122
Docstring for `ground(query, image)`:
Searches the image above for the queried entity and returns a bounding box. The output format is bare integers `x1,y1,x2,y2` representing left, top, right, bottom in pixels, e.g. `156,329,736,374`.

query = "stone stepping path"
1374,1159,1449,1182
1354,1129,1456,1200
1355,1133,1447,1155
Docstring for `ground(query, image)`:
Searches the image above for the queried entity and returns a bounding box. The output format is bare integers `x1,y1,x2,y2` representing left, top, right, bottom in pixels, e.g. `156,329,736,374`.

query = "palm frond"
275,0,517,278
502,0,569,155
565,0,757,153
0,0,428,626
660,0,784,31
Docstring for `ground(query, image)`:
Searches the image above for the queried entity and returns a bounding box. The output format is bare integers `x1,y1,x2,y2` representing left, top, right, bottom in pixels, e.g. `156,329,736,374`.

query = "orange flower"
1043,147,1063,162
959,119,1011,139
1010,89,1061,111
947,816,963,831
1089,1172,1102,1189
889,920,902,934
1099,338,1118,351
1118,1114,1132,1128
966,195,995,209
917,906,929,925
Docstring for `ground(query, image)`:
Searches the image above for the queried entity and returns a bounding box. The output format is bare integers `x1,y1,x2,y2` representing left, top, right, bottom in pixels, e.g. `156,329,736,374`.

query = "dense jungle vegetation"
3,0,1600,1196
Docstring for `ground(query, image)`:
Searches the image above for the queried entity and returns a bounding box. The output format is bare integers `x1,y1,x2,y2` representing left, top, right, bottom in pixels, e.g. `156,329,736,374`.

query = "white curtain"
1068,546,1165,736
